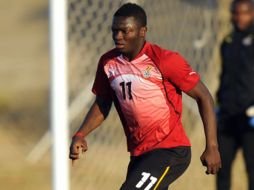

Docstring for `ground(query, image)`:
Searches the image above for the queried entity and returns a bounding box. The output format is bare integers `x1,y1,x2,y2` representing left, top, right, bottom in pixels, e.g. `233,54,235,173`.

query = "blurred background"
0,0,248,189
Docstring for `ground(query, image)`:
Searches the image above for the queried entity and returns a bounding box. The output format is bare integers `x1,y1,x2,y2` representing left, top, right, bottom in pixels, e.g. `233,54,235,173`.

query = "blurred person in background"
216,0,254,190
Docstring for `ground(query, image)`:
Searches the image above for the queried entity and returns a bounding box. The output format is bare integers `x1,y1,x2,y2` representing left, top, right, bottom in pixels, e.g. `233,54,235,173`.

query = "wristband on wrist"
72,132,85,138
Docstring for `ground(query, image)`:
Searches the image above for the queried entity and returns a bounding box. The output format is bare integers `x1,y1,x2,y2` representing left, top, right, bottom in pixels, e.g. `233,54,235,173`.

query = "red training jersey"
92,42,200,156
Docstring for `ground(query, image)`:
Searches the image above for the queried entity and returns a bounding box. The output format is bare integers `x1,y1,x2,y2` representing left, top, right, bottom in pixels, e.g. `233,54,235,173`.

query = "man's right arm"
69,96,112,161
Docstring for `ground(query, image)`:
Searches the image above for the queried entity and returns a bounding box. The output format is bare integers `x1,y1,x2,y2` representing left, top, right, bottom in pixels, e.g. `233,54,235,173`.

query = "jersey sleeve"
92,56,112,99
161,52,200,92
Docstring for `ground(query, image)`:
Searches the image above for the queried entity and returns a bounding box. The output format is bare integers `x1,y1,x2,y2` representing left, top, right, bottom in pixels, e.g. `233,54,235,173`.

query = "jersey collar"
121,41,150,62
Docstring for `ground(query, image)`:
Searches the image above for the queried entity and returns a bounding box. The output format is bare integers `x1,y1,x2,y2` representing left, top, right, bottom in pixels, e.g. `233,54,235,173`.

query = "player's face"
232,2,254,31
111,16,146,56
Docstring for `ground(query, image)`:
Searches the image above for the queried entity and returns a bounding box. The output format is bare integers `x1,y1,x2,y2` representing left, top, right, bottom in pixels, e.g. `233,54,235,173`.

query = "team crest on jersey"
142,66,153,78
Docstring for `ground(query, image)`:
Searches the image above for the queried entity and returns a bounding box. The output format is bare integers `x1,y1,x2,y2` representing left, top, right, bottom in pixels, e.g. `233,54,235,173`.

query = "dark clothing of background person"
216,24,254,190
217,25,254,117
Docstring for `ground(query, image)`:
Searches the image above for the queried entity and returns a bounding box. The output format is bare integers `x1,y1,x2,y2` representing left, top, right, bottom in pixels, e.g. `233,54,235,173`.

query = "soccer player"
216,0,254,190
70,3,221,189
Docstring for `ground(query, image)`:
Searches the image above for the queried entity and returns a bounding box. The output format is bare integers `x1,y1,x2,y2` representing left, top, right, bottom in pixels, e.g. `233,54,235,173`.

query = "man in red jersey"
70,3,221,189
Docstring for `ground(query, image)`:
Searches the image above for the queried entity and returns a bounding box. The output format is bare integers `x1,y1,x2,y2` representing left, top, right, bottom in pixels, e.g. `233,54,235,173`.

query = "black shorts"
120,146,191,190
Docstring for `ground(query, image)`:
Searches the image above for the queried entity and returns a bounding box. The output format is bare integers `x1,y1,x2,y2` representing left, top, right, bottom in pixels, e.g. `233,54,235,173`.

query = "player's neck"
123,41,146,61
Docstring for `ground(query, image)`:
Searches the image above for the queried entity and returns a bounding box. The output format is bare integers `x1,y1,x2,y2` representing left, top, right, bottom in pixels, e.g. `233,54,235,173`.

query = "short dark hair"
114,3,147,27
231,0,254,13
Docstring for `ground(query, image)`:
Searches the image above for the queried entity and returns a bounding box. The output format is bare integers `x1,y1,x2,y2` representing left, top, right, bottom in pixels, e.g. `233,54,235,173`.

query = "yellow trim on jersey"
153,166,170,190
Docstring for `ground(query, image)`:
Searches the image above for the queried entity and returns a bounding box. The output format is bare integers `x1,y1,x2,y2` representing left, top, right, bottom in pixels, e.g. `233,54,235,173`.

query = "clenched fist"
200,146,221,175
69,136,88,162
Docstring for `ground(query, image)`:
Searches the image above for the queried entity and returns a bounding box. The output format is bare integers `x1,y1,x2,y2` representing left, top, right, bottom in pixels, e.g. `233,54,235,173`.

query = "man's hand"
187,81,222,175
69,96,111,164
69,136,88,164
200,146,221,175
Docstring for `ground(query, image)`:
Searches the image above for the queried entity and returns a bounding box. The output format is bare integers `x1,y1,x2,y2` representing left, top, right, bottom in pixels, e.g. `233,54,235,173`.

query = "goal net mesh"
68,0,231,189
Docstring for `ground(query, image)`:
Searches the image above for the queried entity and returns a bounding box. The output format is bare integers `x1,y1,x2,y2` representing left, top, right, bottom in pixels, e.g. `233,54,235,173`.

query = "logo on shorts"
143,66,153,78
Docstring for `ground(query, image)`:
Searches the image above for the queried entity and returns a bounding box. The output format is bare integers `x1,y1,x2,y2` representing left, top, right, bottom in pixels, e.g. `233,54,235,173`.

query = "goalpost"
49,0,69,189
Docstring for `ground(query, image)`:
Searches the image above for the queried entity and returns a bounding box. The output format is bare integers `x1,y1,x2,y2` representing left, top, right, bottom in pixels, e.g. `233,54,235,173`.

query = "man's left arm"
186,81,221,175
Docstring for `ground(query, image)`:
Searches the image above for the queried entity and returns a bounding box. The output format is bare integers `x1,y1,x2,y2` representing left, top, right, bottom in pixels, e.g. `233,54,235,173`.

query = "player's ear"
140,27,147,38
